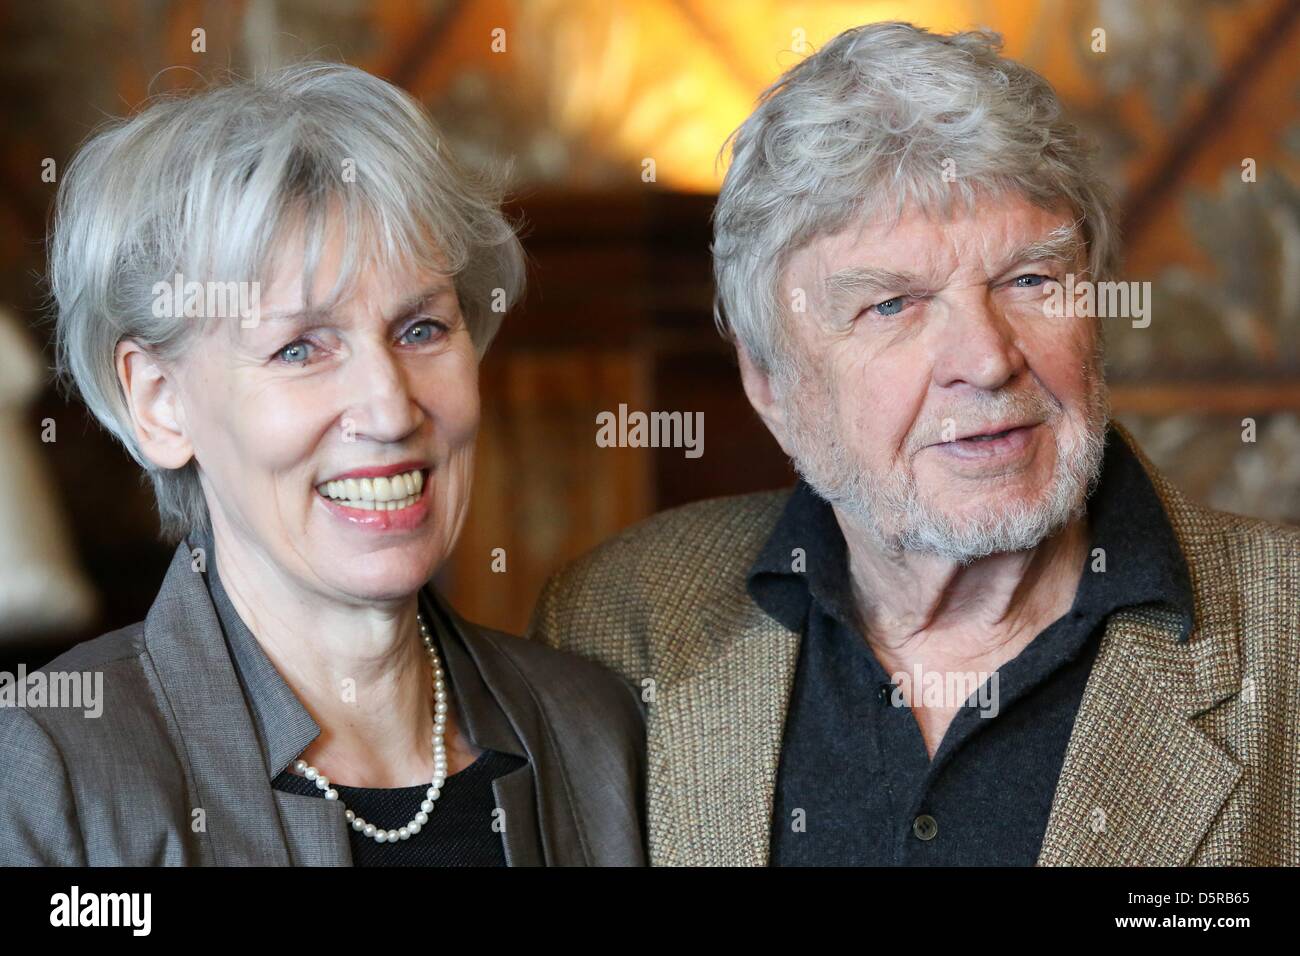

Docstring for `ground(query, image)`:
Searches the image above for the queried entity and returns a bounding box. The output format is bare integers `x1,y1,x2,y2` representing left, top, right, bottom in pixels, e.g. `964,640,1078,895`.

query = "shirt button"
912,814,938,841
878,682,894,704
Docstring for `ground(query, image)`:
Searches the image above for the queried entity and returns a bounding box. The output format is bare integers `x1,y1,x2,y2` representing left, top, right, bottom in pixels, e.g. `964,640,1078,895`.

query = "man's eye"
872,296,907,317
1014,274,1051,288
401,319,448,344
275,339,313,364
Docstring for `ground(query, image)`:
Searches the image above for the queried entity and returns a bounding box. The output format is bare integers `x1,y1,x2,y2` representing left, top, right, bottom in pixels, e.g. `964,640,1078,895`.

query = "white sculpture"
0,307,97,643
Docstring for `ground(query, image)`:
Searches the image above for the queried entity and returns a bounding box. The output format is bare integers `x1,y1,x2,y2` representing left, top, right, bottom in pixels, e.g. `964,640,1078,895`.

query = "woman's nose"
343,344,422,442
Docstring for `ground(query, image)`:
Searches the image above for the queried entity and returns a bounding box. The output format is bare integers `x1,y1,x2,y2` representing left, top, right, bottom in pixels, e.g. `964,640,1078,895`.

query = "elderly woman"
0,63,644,866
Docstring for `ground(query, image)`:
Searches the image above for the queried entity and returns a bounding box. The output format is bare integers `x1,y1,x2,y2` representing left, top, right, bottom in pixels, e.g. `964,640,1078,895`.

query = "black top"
202,548,526,867
266,596,527,867
753,423,1195,866
272,747,524,867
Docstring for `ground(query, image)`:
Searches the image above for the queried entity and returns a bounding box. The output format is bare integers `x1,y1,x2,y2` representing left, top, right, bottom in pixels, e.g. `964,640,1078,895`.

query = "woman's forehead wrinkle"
254,280,456,333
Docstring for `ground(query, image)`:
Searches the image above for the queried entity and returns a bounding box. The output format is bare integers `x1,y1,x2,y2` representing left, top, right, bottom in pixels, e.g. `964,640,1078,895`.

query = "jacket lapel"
492,767,545,866
143,542,298,865
425,590,551,866
650,603,801,866
1038,426,1246,865
274,791,352,866
1036,605,1243,865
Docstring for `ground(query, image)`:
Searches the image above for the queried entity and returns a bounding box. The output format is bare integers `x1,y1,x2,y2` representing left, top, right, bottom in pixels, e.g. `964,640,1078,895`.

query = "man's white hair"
711,21,1119,379
48,61,525,543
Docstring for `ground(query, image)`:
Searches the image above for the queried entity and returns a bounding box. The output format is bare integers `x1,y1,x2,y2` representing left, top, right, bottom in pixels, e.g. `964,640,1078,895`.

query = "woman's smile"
314,463,433,531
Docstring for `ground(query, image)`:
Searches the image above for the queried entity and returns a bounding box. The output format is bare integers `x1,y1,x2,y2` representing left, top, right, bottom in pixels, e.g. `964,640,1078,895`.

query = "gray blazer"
0,538,646,866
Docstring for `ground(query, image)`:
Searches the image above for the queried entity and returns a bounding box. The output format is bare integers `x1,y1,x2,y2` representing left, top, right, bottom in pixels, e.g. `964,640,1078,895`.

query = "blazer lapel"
651,604,802,866
143,542,296,865
424,589,550,866
274,791,352,866
492,766,545,867
1039,434,1247,866
1037,606,1243,865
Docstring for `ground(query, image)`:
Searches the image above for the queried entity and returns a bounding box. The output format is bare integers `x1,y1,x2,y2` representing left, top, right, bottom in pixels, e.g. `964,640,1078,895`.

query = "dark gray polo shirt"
754,423,1195,865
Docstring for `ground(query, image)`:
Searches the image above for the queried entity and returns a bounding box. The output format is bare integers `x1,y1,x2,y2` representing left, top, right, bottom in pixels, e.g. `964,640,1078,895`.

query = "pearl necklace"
291,610,448,845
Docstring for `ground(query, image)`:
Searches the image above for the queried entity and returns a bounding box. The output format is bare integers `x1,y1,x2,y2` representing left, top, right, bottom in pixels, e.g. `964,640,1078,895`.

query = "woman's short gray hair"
49,61,525,543
712,22,1119,378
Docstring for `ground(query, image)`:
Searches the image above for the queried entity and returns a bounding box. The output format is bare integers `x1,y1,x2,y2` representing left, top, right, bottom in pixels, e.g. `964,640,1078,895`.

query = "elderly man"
530,22,1299,865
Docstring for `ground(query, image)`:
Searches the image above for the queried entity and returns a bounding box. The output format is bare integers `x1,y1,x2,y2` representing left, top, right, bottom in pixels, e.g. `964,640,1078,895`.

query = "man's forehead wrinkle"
823,267,931,302
795,203,1082,311
1010,223,1086,267
819,231,957,298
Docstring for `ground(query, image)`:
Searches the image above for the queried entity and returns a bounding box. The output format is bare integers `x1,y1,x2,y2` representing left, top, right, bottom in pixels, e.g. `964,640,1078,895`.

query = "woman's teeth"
316,468,424,510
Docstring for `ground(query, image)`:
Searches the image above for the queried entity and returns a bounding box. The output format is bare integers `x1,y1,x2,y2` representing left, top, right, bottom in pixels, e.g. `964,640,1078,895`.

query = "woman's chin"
313,554,442,604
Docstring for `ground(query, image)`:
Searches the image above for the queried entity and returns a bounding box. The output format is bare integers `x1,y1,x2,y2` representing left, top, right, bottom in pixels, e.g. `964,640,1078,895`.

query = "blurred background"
1,0,1297,670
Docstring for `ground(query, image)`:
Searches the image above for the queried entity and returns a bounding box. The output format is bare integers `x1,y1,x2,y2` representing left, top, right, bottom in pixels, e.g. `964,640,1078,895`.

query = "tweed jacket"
529,421,1300,865
0,538,646,866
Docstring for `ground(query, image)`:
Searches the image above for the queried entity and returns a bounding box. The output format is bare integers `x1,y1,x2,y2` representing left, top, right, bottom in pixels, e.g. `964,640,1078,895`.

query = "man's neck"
837,510,1090,668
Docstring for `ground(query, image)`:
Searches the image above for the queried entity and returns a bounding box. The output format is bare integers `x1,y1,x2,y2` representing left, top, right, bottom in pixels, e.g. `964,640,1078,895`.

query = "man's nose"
931,294,1027,391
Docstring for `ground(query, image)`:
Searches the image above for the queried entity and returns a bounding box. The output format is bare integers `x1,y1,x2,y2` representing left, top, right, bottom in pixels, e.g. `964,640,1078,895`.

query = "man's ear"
736,346,796,459
114,339,194,470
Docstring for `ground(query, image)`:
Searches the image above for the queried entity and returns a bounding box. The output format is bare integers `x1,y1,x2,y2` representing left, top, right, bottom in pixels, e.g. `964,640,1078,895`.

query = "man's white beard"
780,366,1111,566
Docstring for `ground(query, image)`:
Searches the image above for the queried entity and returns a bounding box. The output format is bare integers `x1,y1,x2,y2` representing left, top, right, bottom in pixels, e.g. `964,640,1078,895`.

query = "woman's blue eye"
276,340,312,364
401,319,446,344
1015,274,1049,287
874,296,906,316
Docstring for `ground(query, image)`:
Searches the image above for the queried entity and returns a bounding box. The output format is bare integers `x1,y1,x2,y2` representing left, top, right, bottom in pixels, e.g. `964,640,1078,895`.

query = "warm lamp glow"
517,0,982,191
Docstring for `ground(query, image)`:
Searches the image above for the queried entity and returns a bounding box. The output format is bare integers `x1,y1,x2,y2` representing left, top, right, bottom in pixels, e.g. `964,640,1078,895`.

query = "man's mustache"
915,394,1062,450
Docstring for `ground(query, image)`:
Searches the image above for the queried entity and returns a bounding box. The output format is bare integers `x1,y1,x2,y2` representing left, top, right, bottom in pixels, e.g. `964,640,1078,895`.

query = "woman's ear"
736,346,796,459
114,339,194,470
